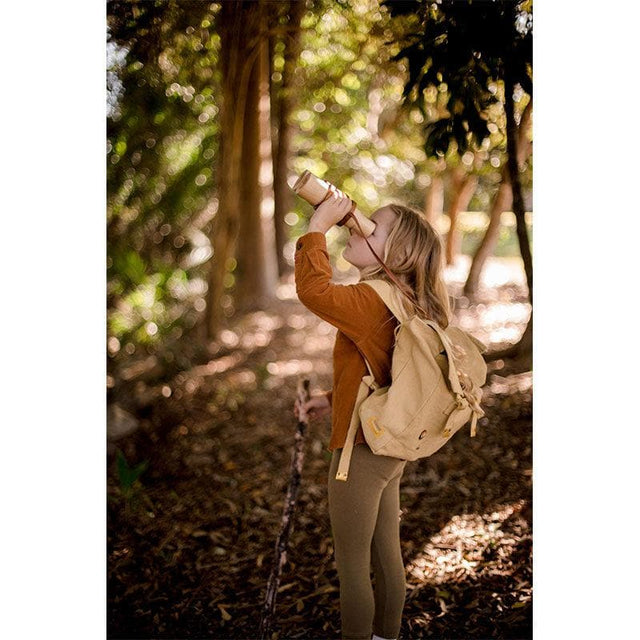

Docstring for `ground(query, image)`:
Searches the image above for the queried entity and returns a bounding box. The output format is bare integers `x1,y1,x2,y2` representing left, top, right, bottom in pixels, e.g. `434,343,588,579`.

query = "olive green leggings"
328,443,408,640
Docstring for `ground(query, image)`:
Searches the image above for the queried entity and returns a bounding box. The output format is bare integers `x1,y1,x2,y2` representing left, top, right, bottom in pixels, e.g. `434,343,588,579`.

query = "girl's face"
343,206,398,271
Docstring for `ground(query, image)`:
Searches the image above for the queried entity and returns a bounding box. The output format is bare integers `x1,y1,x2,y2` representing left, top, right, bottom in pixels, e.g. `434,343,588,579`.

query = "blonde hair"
358,203,453,328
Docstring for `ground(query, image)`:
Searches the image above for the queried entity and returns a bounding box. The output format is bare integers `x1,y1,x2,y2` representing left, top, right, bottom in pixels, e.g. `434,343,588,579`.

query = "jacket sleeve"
294,231,391,344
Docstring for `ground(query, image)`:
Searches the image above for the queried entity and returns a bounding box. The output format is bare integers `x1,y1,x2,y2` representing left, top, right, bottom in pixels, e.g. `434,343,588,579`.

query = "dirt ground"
107,260,532,639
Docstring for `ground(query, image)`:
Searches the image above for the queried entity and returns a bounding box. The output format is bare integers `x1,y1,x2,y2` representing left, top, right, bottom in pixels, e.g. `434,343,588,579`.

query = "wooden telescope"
290,170,376,237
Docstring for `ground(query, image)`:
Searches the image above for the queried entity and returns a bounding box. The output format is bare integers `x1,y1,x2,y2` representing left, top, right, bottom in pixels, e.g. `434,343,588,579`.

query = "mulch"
107,273,532,640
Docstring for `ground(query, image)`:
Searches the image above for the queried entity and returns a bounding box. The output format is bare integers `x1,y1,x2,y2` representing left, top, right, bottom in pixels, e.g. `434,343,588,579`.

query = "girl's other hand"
293,393,332,422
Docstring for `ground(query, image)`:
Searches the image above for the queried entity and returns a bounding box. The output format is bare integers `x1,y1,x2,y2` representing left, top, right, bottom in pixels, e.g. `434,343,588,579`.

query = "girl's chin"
343,249,363,269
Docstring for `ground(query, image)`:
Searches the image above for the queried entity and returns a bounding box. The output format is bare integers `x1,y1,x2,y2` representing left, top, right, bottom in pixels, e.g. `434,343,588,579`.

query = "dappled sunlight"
192,352,247,377
266,359,315,377
456,300,531,351
217,329,239,349
263,358,329,391
481,259,527,289
282,314,337,354
226,369,257,390
486,324,524,344
406,500,530,588
276,282,298,300
240,329,273,350
286,313,309,329
445,254,527,289
441,254,532,350
489,371,532,396
218,310,284,353
479,302,530,326
287,332,335,355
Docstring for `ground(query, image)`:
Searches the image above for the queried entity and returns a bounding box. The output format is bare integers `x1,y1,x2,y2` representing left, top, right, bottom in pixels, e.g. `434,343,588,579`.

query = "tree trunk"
445,170,478,265
204,0,276,338
204,0,246,340
424,173,443,225
236,29,268,311
463,98,532,298
489,67,533,364
235,0,278,312
463,180,513,297
272,0,305,278
504,76,532,305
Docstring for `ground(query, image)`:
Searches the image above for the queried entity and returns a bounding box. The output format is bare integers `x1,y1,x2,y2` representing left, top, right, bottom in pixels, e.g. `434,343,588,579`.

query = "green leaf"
116,450,148,491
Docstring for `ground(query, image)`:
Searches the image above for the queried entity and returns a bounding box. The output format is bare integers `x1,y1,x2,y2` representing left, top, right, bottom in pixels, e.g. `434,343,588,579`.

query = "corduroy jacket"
294,231,399,452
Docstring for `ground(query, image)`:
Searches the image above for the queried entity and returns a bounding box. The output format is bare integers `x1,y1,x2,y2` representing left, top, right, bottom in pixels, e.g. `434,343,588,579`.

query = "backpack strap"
422,320,465,398
360,279,411,323
361,280,466,401
335,359,378,481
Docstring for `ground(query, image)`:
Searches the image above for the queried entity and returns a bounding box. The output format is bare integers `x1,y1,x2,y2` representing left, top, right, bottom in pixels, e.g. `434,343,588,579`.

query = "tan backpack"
335,278,488,481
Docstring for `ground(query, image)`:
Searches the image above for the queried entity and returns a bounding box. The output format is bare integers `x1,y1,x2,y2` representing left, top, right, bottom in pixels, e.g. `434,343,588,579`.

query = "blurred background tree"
383,0,532,359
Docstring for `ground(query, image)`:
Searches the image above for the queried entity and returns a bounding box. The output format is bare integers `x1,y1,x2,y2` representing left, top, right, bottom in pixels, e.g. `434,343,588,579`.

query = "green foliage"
110,249,147,289
106,0,533,363
284,0,437,217
114,449,151,514
383,0,532,157
107,1,222,357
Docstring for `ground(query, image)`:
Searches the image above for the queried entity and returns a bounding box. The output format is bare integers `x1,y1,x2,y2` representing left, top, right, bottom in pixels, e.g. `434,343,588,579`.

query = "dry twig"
258,378,311,639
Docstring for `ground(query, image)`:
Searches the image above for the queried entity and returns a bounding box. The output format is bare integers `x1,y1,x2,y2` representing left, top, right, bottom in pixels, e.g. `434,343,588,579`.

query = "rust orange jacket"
294,231,399,452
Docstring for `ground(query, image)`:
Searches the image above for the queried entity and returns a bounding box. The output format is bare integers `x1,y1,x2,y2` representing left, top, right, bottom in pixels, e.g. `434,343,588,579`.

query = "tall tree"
235,0,279,312
464,98,532,296
206,0,244,339
445,166,478,265
383,0,533,360
424,171,444,224
271,0,307,278
207,0,281,334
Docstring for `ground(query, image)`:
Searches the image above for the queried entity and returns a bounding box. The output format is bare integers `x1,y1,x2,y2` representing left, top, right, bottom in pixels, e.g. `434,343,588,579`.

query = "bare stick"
258,378,311,640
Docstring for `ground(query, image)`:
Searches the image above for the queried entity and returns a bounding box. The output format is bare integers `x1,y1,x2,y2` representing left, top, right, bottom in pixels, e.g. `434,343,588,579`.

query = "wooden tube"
290,170,376,237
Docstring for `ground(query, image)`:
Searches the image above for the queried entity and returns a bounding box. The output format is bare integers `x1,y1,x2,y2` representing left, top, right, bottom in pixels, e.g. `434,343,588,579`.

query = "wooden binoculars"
290,170,376,237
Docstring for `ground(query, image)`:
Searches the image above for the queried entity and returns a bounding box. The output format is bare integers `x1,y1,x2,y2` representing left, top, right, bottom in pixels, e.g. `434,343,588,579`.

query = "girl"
293,188,452,640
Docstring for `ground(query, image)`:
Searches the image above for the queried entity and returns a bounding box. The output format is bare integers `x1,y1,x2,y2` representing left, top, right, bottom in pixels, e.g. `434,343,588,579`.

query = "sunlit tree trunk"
464,180,513,297
487,71,533,364
236,33,268,311
445,169,478,265
272,0,305,278
504,67,532,357
205,0,278,337
205,0,246,340
424,173,443,225
235,0,278,311
464,99,532,298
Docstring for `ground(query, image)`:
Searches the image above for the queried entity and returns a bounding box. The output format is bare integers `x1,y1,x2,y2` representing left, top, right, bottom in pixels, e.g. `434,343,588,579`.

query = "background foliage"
107,0,532,366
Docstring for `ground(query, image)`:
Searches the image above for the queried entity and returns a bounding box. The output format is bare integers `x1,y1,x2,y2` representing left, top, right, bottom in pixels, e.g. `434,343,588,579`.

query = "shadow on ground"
107,265,532,640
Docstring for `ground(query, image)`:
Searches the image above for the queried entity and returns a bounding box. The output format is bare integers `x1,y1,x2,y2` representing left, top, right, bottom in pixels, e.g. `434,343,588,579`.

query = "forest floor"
107,254,533,640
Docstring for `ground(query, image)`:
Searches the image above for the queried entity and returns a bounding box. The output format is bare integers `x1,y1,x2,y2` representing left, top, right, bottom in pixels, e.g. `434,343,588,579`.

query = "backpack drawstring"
442,392,484,438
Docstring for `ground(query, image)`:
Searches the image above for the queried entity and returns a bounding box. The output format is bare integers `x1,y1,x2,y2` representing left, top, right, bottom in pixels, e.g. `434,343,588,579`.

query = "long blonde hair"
358,203,453,328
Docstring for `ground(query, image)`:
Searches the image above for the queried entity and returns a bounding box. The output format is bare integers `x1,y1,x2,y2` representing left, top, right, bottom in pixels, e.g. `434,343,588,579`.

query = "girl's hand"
293,392,332,422
308,187,353,233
